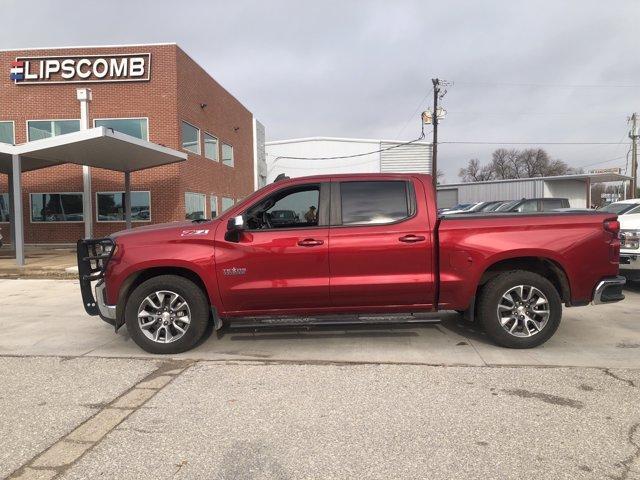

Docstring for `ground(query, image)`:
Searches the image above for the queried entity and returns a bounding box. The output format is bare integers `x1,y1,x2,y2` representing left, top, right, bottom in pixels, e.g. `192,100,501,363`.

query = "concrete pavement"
1,279,639,368
2,359,639,480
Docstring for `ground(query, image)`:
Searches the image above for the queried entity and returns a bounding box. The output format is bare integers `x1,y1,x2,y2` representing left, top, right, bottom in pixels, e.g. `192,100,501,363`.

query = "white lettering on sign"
10,53,151,85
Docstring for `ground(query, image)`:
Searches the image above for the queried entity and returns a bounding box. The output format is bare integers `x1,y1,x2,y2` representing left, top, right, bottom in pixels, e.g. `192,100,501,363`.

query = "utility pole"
630,113,638,198
431,78,440,189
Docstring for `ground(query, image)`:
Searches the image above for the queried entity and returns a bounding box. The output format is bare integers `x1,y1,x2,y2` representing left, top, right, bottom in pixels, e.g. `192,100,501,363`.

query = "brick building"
0,43,266,244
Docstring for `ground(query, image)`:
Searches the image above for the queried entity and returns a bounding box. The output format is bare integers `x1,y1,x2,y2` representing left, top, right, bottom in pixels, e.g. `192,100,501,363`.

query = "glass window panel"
516,200,538,212
541,199,565,211
95,118,148,140
30,193,84,222
221,197,234,213
181,122,200,154
204,133,219,161
185,192,206,220
0,193,10,222
210,195,218,219
340,181,409,225
0,122,14,144
97,192,150,222
222,143,234,167
28,120,80,141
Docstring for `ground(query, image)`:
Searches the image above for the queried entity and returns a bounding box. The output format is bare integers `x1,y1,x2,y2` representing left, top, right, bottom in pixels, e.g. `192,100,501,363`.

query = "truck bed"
436,211,619,309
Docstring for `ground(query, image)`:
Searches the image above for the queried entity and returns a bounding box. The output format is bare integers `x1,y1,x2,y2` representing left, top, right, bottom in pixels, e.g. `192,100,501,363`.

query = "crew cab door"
215,182,330,313
328,178,435,307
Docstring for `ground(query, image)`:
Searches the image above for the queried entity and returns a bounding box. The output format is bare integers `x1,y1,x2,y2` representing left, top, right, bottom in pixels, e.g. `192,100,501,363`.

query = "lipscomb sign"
9,53,151,85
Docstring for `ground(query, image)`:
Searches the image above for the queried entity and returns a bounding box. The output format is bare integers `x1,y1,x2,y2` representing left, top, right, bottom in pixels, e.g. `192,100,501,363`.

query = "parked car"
440,202,482,215
618,212,640,282
77,173,624,354
269,209,300,226
598,199,640,216
491,198,570,213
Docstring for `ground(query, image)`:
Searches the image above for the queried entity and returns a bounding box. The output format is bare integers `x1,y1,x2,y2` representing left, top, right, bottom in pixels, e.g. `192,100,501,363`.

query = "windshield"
598,202,640,215
495,201,519,211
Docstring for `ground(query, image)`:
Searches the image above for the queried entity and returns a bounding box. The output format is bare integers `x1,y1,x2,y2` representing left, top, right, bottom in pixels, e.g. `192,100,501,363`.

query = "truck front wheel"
477,270,562,348
124,275,210,354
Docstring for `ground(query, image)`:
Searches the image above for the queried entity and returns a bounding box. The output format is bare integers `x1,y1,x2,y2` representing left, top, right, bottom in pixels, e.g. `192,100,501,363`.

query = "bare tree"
459,148,573,182
459,158,493,182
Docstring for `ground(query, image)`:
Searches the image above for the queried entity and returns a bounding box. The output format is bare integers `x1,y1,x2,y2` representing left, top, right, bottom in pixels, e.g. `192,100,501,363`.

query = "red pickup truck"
78,173,625,354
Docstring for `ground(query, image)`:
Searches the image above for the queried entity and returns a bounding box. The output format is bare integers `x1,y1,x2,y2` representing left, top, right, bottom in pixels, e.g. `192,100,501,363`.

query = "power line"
440,141,627,145
395,86,434,139
267,125,431,173
453,81,640,89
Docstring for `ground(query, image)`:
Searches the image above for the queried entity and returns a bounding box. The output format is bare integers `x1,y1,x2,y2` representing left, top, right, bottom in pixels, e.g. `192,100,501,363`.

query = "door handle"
298,238,324,247
399,234,425,243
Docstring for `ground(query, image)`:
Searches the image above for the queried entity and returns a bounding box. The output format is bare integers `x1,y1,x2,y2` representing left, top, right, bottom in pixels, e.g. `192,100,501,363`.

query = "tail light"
604,219,620,236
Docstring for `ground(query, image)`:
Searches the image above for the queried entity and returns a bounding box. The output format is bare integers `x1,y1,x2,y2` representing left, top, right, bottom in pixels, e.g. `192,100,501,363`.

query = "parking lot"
1,278,639,479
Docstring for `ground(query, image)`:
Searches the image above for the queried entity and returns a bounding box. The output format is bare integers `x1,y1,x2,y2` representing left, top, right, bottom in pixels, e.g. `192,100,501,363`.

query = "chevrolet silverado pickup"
77,173,626,354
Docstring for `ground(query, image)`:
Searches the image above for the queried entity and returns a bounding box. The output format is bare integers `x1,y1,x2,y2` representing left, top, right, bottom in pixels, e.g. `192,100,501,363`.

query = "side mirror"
227,215,245,232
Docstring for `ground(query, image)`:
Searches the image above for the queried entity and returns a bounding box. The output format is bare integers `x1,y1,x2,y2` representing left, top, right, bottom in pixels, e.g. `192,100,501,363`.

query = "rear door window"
516,200,538,212
339,181,413,225
540,199,566,211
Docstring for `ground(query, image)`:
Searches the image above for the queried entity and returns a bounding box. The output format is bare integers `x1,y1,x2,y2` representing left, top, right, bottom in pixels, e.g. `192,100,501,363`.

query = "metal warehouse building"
265,137,432,182
436,173,632,209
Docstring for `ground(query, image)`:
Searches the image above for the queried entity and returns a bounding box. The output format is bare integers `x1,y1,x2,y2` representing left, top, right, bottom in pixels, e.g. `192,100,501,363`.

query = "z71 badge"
180,229,209,237
223,267,247,276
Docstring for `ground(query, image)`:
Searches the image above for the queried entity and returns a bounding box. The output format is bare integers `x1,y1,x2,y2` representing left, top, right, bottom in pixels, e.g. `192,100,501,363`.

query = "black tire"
477,270,562,349
125,275,210,354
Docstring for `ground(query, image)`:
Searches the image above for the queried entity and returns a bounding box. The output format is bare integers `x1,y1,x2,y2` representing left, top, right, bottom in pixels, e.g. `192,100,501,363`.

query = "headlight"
620,230,640,249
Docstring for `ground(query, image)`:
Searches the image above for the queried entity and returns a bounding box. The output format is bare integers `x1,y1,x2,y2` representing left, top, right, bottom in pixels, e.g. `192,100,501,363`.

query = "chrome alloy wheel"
137,290,191,344
496,285,550,337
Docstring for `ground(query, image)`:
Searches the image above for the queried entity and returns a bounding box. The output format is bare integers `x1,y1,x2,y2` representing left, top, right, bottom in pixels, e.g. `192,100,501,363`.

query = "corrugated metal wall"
380,142,432,174
455,179,544,203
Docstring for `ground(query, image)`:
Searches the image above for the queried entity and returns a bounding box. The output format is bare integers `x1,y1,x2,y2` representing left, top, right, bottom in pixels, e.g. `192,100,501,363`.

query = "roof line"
266,136,431,146
0,42,178,52
438,172,632,187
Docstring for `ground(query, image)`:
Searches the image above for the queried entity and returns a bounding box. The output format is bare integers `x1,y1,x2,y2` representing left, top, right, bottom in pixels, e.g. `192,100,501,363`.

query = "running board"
226,313,441,329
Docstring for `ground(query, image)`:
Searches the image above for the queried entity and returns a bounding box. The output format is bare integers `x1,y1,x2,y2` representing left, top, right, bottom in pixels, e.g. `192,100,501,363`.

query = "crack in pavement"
6,359,195,480
603,368,638,388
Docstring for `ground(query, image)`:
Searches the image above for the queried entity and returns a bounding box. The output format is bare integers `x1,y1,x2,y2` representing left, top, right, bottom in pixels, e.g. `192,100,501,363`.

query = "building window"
97,191,151,222
204,133,219,161
185,192,206,220
210,195,218,219
28,120,80,141
30,193,84,222
0,121,14,144
181,121,200,154
0,193,9,222
221,197,234,213
222,143,234,167
94,118,148,140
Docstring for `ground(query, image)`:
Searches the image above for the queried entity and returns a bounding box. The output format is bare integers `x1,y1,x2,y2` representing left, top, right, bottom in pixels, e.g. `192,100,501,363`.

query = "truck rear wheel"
477,270,562,348
124,275,209,354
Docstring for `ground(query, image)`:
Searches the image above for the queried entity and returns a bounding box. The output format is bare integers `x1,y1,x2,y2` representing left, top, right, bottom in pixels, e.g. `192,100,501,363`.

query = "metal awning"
1,127,187,266
0,127,187,174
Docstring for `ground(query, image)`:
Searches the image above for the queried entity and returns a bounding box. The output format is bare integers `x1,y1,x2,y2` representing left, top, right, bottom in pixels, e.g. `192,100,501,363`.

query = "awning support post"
8,172,16,249
124,171,132,230
11,154,24,267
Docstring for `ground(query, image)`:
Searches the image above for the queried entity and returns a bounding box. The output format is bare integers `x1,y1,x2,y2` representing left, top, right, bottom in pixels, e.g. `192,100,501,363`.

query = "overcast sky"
2,0,639,182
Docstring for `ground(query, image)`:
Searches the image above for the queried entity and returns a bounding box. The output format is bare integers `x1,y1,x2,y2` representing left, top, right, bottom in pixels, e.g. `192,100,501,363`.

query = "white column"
77,88,93,239
8,173,15,248
124,171,132,230
11,154,24,266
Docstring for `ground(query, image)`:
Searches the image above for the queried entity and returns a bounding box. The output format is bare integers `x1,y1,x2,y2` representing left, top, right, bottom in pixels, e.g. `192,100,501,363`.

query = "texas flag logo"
10,60,24,81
